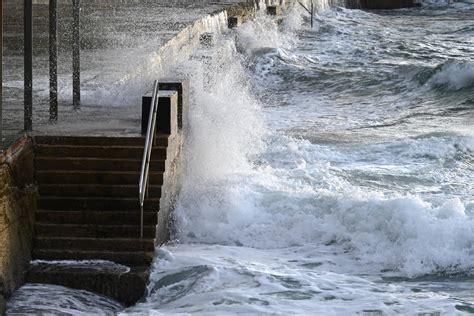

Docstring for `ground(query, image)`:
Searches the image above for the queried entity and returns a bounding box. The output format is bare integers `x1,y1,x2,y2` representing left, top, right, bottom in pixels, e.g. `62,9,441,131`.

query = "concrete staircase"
27,134,168,305
32,135,168,263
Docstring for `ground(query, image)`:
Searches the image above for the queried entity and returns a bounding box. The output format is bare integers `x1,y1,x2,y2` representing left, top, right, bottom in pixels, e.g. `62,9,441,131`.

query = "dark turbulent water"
6,1,474,315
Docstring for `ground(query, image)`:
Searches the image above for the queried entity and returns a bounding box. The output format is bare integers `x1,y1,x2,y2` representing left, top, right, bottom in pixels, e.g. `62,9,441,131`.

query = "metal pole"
49,0,58,120
72,0,80,109
24,0,33,131
1,0,3,147
311,1,314,28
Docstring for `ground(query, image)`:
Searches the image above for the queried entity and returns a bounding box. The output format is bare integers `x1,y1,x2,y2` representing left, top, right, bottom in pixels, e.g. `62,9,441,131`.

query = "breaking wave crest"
169,9,474,277
424,61,474,91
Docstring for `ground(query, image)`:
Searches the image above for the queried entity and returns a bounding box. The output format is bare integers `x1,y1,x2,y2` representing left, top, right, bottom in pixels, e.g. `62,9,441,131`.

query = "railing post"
24,0,33,131
72,0,80,109
1,0,3,148
49,0,58,121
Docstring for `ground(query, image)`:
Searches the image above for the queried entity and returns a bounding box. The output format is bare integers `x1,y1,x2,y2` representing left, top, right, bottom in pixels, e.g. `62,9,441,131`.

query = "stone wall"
154,80,190,246
0,136,37,313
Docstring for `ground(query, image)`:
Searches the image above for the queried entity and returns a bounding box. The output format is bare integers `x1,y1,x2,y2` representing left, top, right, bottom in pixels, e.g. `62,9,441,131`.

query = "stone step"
36,210,157,225
32,249,154,265
36,170,163,185
35,223,155,239
34,135,168,147
26,264,149,306
34,237,155,252
38,184,162,198
38,196,160,211
35,157,166,172
36,144,167,160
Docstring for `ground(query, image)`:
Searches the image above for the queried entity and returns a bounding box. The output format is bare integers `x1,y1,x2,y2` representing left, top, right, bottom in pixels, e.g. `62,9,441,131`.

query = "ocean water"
6,0,474,315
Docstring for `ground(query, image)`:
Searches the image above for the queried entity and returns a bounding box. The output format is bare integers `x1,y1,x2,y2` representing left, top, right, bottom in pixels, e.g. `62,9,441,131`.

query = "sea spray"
123,3,474,314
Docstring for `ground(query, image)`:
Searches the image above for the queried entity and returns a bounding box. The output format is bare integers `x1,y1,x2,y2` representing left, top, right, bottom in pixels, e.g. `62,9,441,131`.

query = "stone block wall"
0,136,37,313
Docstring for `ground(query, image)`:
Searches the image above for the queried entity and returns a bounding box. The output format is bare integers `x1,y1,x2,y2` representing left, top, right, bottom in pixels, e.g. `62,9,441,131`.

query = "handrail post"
140,204,144,239
24,0,33,131
72,0,80,109
139,80,159,239
49,0,58,121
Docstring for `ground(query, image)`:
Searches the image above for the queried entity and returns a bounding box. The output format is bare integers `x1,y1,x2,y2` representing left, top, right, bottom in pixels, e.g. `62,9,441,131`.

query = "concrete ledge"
26,263,148,306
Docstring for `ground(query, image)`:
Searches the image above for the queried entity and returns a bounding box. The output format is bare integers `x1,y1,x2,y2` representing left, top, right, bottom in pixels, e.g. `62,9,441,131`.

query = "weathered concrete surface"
0,136,37,301
155,82,189,245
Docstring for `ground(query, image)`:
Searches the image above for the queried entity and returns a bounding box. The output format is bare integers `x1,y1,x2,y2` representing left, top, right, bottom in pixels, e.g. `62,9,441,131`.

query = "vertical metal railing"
24,0,33,131
18,0,81,132
139,80,160,239
2,0,81,139
49,0,58,121
72,0,80,109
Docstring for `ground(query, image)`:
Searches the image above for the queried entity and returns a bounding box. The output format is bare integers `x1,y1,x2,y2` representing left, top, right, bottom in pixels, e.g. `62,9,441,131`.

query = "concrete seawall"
0,136,37,314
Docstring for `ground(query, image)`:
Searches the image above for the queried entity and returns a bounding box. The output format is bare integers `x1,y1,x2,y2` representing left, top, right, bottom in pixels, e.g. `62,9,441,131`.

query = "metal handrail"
139,80,160,239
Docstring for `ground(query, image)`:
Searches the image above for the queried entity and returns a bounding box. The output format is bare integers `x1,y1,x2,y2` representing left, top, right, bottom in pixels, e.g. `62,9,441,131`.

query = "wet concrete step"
35,135,169,147
38,184,162,198
34,237,155,252
26,264,149,306
36,170,163,185
36,210,157,225
38,196,160,211
32,249,154,265
36,144,167,160
35,157,166,172
35,223,156,239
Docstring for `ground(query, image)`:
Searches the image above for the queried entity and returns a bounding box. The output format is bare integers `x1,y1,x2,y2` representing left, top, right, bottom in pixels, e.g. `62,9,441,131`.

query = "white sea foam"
169,7,474,279
428,62,474,90
6,284,123,315
175,130,474,274
124,244,473,315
